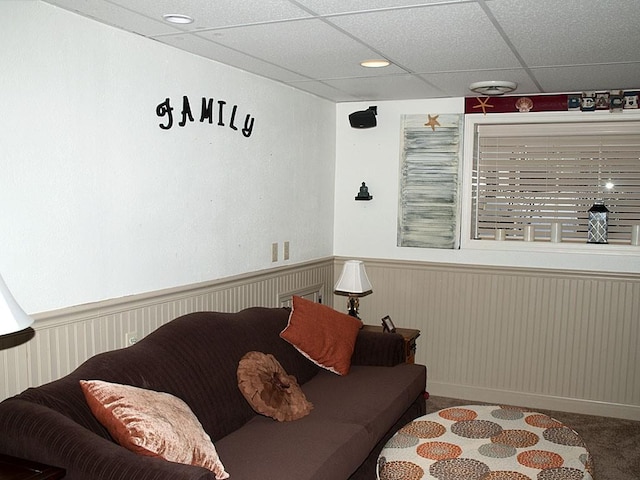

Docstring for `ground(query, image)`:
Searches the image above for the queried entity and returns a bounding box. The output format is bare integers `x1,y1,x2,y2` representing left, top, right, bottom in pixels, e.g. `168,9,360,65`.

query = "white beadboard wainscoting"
3,256,638,420
0,258,333,402
348,259,640,421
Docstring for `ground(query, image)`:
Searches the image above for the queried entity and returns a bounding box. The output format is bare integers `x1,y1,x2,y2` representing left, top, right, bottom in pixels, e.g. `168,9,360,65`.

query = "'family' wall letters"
156,96,255,138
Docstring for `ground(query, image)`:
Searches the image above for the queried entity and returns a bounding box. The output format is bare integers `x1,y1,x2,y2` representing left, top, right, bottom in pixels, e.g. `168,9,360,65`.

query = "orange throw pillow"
80,380,229,479
280,295,363,375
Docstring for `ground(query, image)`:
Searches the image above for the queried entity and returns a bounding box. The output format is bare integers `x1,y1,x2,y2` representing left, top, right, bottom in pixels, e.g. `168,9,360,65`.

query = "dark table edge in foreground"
0,453,65,480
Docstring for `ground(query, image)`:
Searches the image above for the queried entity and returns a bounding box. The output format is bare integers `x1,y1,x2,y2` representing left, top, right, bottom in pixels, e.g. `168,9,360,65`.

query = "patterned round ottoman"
377,405,593,480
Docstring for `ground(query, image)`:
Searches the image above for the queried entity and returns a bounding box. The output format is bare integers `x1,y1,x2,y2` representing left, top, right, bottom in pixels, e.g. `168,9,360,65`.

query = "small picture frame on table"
381,315,396,333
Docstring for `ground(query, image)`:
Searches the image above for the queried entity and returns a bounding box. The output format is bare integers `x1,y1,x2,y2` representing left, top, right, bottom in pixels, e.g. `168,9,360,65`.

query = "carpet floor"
425,396,640,480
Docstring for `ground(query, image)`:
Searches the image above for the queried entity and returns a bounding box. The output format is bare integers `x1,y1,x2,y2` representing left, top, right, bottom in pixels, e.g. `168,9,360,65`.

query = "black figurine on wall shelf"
355,182,373,201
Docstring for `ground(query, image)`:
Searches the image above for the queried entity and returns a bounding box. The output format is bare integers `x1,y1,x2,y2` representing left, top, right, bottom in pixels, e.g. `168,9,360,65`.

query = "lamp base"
347,296,360,318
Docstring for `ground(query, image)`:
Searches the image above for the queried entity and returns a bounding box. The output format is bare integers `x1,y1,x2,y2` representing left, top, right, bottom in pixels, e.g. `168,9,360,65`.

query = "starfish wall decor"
425,114,440,131
472,97,494,115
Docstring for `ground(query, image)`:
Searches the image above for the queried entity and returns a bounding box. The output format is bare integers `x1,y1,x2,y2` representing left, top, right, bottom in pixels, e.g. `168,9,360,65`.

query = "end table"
0,454,65,480
362,325,420,363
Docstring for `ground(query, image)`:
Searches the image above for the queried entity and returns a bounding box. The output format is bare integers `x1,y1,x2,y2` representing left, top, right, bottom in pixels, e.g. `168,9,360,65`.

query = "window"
471,120,640,243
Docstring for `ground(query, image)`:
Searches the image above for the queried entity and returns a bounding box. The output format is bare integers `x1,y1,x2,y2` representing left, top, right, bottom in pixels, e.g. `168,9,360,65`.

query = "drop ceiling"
42,0,640,102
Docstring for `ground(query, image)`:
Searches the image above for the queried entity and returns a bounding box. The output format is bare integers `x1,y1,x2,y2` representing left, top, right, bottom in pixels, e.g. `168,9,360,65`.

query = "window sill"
465,238,640,256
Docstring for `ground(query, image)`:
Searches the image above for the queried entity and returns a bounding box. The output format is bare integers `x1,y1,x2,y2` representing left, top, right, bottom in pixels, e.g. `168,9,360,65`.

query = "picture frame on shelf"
381,315,396,333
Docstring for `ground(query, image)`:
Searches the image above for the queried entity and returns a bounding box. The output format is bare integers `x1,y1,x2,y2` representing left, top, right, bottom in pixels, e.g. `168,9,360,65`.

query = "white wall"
0,1,336,314
335,100,640,273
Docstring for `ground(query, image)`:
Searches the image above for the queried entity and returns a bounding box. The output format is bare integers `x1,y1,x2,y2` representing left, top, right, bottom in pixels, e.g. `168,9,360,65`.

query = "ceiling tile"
531,63,640,93
322,74,446,101
328,3,523,73
45,0,181,36
111,0,312,30
292,0,461,15
198,18,407,79
159,34,309,82
487,0,640,66
284,80,362,101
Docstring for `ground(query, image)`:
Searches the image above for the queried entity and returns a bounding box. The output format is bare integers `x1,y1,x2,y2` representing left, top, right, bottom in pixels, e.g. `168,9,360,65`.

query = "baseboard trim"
428,381,640,421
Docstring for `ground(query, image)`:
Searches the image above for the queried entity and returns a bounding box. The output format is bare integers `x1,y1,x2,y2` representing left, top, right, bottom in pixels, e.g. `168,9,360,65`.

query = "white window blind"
472,121,640,243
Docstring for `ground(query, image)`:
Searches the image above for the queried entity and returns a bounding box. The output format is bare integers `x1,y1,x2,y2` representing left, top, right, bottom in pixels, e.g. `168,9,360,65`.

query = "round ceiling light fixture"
162,13,194,24
469,80,517,96
360,59,391,68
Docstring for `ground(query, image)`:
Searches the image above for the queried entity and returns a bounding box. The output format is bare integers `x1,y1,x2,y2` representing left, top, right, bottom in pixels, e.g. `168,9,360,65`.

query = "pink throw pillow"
80,379,229,479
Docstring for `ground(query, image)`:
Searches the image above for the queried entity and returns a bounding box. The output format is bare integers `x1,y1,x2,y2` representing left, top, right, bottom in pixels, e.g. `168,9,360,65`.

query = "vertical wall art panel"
398,114,463,248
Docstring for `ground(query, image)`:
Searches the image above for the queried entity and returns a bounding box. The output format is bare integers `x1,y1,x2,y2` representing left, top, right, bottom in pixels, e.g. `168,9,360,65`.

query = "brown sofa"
0,306,426,480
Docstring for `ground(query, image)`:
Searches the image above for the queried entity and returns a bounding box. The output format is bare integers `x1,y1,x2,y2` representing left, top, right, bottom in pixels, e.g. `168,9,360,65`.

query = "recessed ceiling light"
469,80,517,96
162,14,194,24
361,59,391,68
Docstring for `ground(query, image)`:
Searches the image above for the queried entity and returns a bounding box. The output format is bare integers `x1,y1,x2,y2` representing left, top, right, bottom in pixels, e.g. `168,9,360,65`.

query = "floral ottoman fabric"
377,405,593,480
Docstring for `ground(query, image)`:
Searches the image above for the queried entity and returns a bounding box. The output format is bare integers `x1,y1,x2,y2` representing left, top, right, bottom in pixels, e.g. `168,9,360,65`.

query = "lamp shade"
334,260,373,297
0,273,33,336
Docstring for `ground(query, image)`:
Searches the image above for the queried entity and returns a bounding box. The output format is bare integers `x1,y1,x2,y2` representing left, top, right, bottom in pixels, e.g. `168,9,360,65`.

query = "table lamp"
0,273,33,336
334,260,372,318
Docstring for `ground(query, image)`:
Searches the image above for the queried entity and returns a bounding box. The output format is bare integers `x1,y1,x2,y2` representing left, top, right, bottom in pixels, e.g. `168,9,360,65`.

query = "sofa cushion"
215,363,426,480
302,364,426,441
237,351,313,421
80,380,229,479
280,296,362,375
215,413,372,480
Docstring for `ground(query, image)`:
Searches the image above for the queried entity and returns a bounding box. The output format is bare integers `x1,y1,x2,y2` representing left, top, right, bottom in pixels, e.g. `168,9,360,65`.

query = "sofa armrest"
0,399,218,480
351,329,405,367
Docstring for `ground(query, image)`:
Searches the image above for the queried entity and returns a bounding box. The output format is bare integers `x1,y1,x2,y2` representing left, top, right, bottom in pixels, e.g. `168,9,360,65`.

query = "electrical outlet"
125,332,138,346
271,242,278,262
284,241,290,260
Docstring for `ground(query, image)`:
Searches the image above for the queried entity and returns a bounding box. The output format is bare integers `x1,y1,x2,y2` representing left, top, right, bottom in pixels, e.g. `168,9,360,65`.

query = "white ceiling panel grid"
41,0,640,101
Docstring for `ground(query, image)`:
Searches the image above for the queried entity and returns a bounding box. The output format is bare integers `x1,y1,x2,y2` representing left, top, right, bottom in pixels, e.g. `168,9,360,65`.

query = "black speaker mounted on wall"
349,106,377,129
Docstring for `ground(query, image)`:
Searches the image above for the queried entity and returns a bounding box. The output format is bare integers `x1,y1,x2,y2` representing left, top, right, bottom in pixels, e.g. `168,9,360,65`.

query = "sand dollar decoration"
451,420,503,439
439,407,477,421
429,458,490,480
491,429,539,448
417,442,462,460
378,460,424,480
400,420,446,439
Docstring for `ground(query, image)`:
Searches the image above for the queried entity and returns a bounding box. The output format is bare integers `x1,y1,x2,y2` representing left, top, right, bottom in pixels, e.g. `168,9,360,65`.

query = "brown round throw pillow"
237,351,313,422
